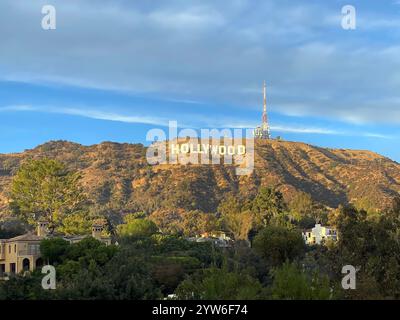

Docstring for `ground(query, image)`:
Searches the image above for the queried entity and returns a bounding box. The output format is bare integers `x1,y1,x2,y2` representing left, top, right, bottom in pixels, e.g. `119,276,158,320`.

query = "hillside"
0,139,399,219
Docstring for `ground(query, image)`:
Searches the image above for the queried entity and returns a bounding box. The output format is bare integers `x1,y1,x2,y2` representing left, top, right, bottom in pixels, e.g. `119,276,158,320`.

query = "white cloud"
0,105,393,140
361,133,393,139
149,7,225,29
0,105,168,126
0,0,399,125
55,108,169,126
270,125,340,135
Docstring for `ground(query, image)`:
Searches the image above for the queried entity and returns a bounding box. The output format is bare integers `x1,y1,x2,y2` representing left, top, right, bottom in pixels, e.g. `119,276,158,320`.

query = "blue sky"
0,0,400,161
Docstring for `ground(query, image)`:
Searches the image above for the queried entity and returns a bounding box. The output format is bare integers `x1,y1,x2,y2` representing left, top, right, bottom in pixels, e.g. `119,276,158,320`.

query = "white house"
302,224,338,245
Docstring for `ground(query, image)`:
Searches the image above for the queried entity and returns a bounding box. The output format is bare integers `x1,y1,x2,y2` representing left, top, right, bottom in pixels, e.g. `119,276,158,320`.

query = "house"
0,221,111,277
63,224,112,246
302,223,338,245
187,231,234,248
199,231,232,241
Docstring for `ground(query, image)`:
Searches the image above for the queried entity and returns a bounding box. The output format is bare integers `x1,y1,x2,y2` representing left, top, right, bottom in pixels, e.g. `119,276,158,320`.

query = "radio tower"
254,81,271,139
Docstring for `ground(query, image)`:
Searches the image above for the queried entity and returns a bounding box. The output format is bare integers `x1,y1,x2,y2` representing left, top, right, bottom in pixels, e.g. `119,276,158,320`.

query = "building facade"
0,221,111,277
0,233,43,275
187,231,234,248
302,224,338,245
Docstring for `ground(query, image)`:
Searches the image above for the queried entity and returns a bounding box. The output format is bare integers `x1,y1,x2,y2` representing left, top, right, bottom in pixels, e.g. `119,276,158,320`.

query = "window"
28,244,40,255
9,245,11,254
0,264,5,275
14,244,16,253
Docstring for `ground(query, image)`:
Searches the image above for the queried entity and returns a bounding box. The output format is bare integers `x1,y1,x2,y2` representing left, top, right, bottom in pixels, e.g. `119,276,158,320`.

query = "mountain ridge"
0,139,399,218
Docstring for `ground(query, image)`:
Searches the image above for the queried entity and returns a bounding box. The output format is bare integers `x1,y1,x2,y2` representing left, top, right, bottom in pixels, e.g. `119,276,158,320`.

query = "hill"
0,139,399,220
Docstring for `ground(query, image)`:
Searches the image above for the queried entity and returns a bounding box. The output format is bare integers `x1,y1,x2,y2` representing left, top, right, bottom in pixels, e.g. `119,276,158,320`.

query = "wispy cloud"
0,105,35,112
0,105,169,126
53,108,168,126
362,132,393,139
149,6,225,29
271,125,340,135
0,105,393,140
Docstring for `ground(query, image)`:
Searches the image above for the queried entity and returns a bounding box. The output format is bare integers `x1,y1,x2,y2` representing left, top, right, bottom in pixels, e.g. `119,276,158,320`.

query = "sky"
0,0,399,161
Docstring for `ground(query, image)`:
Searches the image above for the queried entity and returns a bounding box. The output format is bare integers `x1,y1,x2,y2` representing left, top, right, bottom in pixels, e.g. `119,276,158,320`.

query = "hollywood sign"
169,143,246,156
145,121,254,175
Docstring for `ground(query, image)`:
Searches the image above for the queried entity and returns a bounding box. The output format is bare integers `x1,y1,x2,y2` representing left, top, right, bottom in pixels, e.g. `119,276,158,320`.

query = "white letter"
203,128,232,165
237,145,246,155
235,129,254,176
341,265,357,289
41,265,56,290
42,5,57,30
146,129,166,165
180,143,189,154
170,144,180,155
178,129,199,165
341,5,356,30
168,121,178,164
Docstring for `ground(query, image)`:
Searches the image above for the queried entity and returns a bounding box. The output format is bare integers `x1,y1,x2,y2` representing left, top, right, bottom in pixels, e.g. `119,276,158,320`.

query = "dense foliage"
9,158,87,232
1,158,400,300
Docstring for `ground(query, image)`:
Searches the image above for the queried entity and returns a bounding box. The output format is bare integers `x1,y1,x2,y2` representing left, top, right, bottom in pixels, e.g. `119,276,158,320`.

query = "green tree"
251,187,286,227
62,237,117,265
56,249,160,300
0,219,27,239
289,192,314,220
57,212,92,235
149,209,183,235
0,272,53,300
117,216,158,238
9,158,86,231
40,238,70,264
270,262,333,300
180,210,218,237
175,267,264,300
253,226,305,266
328,205,369,266
104,250,161,299
325,205,400,299
219,196,253,241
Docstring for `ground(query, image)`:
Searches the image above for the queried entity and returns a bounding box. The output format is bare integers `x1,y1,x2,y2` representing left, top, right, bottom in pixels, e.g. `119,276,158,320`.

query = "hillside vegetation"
0,139,399,220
